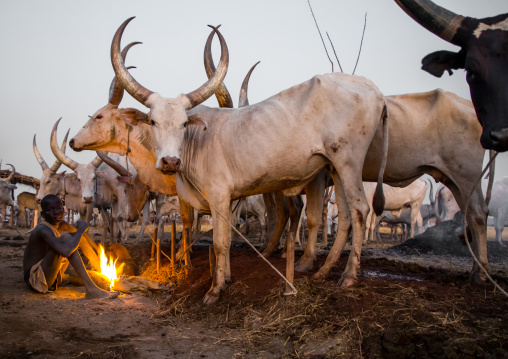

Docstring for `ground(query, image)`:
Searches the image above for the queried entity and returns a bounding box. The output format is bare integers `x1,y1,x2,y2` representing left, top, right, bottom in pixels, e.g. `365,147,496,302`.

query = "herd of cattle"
0,0,507,304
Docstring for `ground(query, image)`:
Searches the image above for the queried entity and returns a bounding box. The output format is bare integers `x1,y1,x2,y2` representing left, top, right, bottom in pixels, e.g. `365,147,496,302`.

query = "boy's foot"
85,287,119,300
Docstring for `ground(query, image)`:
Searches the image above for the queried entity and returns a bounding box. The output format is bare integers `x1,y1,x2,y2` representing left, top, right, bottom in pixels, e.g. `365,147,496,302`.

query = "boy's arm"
59,221,98,252
42,221,89,258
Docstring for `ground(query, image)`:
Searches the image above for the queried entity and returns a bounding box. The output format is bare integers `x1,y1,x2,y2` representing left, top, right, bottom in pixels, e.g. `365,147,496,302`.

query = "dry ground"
0,221,507,358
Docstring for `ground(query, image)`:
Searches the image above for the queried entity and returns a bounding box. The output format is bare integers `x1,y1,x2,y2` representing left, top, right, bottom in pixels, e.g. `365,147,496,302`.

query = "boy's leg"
79,233,100,271
40,250,66,290
67,246,118,299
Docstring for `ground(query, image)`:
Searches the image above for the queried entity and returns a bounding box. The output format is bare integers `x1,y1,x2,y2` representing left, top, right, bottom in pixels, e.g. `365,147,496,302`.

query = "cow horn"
109,41,142,107
204,25,234,108
33,134,49,171
394,0,464,45
111,17,153,106
4,163,15,183
186,25,229,109
34,130,69,172
239,61,260,108
96,151,129,176
90,154,104,169
50,118,79,171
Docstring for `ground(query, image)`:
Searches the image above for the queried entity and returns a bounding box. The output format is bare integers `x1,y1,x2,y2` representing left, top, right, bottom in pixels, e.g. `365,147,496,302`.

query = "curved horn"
50,118,79,171
4,163,15,182
394,0,464,45
96,151,129,176
239,61,260,108
90,154,104,169
50,129,70,173
204,25,234,108
34,129,69,172
186,25,229,109
111,17,154,106
109,41,142,106
33,134,49,171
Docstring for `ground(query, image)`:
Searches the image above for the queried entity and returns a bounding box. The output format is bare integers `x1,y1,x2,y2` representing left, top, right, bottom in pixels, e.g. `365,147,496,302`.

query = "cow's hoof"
295,261,312,273
312,271,328,280
281,251,287,259
202,291,220,305
262,251,272,258
338,277,358,287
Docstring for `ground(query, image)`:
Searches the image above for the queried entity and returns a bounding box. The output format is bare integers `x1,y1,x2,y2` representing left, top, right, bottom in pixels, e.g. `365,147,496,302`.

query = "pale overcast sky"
0,0,506,197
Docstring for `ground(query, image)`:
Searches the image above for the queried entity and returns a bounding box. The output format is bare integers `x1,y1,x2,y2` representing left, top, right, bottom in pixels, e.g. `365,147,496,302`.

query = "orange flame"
98,244,124,289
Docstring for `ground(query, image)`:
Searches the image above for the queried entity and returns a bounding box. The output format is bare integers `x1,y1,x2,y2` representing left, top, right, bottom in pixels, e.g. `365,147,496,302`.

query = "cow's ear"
421,50,465,77
119,108,150,126
422,50,466,77
186,113,208,130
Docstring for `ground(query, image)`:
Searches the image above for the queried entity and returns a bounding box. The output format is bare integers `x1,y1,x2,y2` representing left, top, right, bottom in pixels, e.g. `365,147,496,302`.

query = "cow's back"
363,89,483,186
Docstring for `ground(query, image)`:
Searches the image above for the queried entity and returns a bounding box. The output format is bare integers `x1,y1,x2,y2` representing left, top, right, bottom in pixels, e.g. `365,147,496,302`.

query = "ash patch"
387,214,508,263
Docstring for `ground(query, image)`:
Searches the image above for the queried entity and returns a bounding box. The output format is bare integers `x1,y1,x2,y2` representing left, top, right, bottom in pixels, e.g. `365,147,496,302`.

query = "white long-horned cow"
310,89,488,283
50,119,104,206
434,185,460,223
364,179,427,243
394,0,508,151
70,30,269,253
0,163,17,227
95,151,149,242
16,192,40,228
110,18,388,304
483,177,508,245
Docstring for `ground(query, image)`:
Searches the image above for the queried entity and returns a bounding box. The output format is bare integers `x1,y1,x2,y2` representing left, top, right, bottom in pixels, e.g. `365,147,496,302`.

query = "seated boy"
23,194,117,299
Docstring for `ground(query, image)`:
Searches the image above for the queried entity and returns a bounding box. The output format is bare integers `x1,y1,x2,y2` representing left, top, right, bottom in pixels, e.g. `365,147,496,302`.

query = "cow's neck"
125,125,177,196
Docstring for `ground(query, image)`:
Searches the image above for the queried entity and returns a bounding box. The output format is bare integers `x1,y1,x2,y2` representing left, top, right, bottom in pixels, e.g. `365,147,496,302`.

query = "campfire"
98,244,124,290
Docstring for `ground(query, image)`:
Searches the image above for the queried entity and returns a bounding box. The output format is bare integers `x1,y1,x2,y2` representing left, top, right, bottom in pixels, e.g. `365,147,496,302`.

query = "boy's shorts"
28,258,68,293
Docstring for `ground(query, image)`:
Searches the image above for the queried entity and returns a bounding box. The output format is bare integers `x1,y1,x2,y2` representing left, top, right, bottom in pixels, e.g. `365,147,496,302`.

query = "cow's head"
0,164,17,204
110,17,228,174
70,42,150,155
51,119,103,203
34,131,70,203
395,0,508,151
96,151,148,222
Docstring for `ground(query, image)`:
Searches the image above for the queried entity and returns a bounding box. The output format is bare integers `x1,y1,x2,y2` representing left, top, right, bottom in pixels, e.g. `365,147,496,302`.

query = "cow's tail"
372,102,389,216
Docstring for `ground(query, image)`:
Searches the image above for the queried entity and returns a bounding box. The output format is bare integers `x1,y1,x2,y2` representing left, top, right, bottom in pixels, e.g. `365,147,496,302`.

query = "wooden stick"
156,227,160,275
209,246,216,278
171,220,176,269
183,227,191,267
285,232,295,300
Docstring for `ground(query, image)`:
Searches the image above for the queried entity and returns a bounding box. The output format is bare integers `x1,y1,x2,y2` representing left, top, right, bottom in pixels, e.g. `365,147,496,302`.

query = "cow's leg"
495,208,508,244
137,201,150,242
368,212,377,242
204,200,232,305
331,167,369,287
452,182,489,282
282,196,303,258
262,192,289,257
295,179,325,272
263,193,277,247
314,175,351,280
364,210,373,243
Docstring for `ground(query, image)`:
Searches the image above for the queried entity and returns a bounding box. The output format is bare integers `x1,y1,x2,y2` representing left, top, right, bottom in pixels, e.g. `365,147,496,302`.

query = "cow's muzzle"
483,128,508,152
160,156,181,174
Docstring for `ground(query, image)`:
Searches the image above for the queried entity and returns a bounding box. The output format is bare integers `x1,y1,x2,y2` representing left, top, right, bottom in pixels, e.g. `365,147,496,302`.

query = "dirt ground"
1,221,508,359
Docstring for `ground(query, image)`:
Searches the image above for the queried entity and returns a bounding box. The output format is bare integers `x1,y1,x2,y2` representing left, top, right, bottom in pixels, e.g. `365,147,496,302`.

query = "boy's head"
41,194,64,224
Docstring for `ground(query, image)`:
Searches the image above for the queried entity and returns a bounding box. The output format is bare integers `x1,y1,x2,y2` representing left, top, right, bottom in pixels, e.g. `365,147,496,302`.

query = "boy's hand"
76,220,89,232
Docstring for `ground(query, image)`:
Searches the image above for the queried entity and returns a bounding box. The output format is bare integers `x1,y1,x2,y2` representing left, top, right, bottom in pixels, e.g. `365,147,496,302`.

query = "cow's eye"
96,115,103,120
151,119,155,126
183,121,188,128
